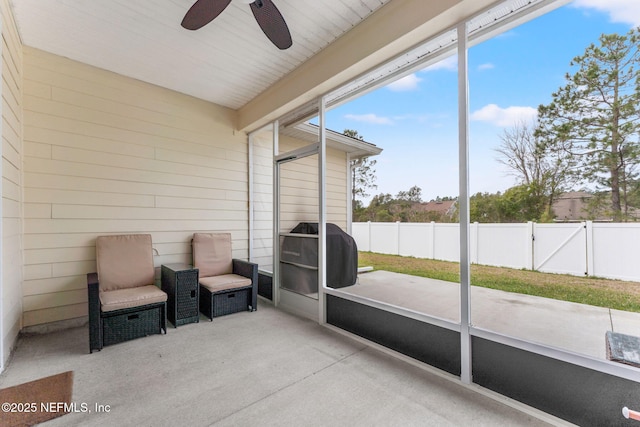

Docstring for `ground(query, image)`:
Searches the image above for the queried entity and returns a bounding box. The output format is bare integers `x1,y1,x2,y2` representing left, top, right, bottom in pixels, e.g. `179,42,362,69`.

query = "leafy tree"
353,186,456,222
345,129,378,211
396,185,422,203
627,179,640,208
536,28,640,220
469,192,503,223
496,120,575,219
354,193,393,222
500,184,549,222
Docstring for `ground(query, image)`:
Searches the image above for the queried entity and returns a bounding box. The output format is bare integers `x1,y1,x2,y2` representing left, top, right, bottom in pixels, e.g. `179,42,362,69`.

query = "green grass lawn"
359,251,640,313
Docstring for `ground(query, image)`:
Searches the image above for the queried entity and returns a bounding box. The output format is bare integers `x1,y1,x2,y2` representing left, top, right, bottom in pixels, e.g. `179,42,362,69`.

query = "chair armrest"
87,273,102,352
232,259,258,311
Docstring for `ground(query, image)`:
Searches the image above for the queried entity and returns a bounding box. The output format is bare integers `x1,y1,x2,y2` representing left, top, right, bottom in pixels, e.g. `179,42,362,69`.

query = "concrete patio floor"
345,270,640,359
0,300,571,426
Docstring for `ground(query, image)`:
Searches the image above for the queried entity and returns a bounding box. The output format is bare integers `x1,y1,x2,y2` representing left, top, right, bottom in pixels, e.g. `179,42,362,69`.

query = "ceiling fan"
181,0,293,50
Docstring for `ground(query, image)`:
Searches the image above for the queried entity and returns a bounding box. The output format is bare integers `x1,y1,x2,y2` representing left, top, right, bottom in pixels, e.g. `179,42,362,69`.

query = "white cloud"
470,104,537,127
573,0,640,27
423,55,458,72
344,113,394,125
478,63,495,71
386,74,422,92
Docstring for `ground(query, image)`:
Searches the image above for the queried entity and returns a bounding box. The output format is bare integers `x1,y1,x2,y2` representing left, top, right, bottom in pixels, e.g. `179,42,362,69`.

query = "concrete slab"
0,302,560,426
349,270,461,322
216,346,551,427
610,308,640,336
347,270,640,359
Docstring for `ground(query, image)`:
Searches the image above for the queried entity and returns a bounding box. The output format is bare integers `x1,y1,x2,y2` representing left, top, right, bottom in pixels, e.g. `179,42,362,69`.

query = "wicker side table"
161,263,199,327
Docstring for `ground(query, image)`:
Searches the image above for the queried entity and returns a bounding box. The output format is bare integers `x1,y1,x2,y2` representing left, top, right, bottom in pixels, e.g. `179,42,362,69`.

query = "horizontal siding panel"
25,247,94,265
25,158,247,192
2,157,20,185
24,141,52,158
254,165,271,177
281,211,320,221
23,95,232,148
3,198,20,218
51,86,219,134
155,196,246,210
281,201,319,212
52,205,247,221
53,260,96,278
26,127,155,159
23,275,85,297
3,138,20,168
226,149,249,163
152,242,190,257
24,101,246,156
23,80,52,99
154,254,191,267
281,183,318,194
155,147,228,167
225,191,248,202
23,289,86,311
24,110,224,155
23,303,87,327
24,264,53,281
26,188,155,207
50,146,247,182
254,182,273,194
25,49,236,128
24,233,98,249
2,177,21,200
2,219,20,239
24,219,249,234
24,203,51,218
24,173,230,200
253,211,273,222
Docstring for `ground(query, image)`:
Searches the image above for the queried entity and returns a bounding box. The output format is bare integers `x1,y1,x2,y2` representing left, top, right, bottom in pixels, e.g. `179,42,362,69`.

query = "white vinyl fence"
353,221,640,282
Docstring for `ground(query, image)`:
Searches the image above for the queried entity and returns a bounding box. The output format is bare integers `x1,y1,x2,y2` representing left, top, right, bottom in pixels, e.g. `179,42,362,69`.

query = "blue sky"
323,0,640,203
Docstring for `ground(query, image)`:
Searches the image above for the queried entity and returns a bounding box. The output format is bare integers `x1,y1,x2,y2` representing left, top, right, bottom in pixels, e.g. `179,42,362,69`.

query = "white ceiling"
10,0,390,110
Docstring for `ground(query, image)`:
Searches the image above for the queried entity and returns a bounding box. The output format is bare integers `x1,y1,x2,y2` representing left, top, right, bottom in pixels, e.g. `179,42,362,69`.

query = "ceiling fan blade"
181,0,232,30
250,0,292,50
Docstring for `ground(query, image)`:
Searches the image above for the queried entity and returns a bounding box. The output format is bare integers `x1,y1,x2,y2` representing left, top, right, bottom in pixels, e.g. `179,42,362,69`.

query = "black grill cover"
280,222,357,293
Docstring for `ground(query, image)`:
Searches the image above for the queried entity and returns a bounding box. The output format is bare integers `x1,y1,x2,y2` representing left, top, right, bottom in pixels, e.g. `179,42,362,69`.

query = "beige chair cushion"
193,233,233,278
199,274,252,293
100,285,167,312
96,234,155,292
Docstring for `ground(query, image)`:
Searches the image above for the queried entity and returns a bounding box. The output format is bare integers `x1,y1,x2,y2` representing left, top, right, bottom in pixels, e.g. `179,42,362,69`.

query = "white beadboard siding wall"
22,47,250,326
251,129,348,273
2,0,24,365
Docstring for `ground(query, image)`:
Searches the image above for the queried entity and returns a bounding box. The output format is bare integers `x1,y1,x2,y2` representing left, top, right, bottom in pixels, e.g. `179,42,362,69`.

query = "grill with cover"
280,222,357,295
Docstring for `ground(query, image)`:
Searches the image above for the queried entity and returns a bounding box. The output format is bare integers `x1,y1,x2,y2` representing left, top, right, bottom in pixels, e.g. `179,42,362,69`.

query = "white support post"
272,120,280,307
346,154,352,235
248,132,254,263
318,97,327,325
471,222,479,264
395,221,401,255
457,21,472,385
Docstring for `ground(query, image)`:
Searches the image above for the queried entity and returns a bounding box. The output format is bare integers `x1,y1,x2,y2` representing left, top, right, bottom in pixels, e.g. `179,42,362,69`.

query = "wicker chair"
192,233,258,320
87,234,167,353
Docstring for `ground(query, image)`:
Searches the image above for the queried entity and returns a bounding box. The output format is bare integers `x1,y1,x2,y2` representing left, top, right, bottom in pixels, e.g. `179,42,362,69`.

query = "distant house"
416,199,457,219
552,191,640,221
552,191,593,221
